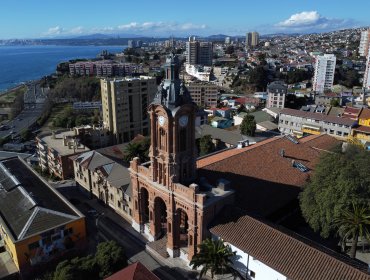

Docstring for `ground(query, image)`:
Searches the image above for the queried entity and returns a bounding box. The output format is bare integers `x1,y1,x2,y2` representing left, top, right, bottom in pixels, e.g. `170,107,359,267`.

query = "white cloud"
42,21,208,37
273,11,358,33
44,26,64,36
277,11,321,28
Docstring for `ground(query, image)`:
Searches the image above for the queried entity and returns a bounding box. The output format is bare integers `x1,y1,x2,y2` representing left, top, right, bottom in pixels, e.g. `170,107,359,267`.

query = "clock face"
179,115,188,127
158,115,166,126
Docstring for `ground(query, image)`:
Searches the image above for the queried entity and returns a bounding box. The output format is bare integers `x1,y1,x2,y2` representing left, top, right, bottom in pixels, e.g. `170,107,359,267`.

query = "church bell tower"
148,54,197,186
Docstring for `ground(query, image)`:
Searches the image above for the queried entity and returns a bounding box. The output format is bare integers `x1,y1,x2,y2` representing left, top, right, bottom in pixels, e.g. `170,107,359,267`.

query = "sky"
1,0,370,39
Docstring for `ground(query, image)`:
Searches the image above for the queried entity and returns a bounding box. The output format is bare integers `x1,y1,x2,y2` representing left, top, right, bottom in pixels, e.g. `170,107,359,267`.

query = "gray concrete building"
186,37,213,66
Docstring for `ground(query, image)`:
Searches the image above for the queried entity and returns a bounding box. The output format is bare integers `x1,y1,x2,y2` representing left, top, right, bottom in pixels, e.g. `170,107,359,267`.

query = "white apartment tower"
101,76,156,144
359,29,370,57
313,54,336,93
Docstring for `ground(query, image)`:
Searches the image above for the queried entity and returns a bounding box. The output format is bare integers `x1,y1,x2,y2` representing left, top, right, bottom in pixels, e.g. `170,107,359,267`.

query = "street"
0,82,46,139
56,184,200,280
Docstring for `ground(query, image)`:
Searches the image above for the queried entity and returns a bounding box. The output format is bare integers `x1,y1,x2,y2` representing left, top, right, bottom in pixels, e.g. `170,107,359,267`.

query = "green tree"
240,114,256,136
95,240,127,279
300,145,370,239
199,135,215,156
123,137,151,162
334,203,370,258
20,129,32,142
330,99,340,107
190,238,238,279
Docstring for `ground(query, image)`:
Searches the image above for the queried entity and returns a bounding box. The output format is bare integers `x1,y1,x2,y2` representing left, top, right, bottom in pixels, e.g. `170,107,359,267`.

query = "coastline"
0,45,125,94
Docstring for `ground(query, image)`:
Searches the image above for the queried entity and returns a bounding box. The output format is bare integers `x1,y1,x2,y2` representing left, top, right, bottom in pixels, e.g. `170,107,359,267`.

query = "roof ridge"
17,207,39,240
197,136,283,168
212,214,370,278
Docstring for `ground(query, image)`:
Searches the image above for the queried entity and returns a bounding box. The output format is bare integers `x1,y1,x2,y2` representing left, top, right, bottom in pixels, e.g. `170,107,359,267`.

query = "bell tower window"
179,128,187,151
158,128,166,151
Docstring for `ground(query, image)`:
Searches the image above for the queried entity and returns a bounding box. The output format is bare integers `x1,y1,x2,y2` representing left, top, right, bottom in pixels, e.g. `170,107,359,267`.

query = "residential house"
0,157,86,277
72,145,132,222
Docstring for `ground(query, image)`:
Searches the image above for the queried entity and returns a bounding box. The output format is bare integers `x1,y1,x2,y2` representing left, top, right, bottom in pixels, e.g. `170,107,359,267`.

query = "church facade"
129,54,234,261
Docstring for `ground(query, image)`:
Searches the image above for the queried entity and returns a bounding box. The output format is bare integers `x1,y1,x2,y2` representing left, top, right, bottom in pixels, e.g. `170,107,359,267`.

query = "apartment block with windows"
278,108,355,139
313,54,336,93
186,82,219,108
101,76,156,144
266,80,287,109
36,131,90,180
359,29,370,57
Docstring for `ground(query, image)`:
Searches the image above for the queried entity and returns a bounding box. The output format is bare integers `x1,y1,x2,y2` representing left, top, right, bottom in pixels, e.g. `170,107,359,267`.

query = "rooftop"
0,157,82,242
39,131,90,156
105,262,160,280
210,207,370,280
198,134,340,217
280,108,355,126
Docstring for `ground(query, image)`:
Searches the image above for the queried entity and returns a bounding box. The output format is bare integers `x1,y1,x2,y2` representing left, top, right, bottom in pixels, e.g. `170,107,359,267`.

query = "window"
179,128,187,151
64,228,73,236
28,241,40,251
249,270,256,278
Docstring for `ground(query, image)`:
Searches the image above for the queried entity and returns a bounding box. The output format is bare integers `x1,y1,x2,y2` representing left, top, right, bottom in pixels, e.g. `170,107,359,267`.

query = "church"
129,54,234,261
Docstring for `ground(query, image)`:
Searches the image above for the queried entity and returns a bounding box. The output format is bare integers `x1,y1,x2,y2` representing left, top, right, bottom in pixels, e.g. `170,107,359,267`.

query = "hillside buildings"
185,37,213,66
312,54,336,93
101,76,156,144
266,81,287,109
359,29,370,57
246,31,259,48
0,157,86,276
36,131,90,180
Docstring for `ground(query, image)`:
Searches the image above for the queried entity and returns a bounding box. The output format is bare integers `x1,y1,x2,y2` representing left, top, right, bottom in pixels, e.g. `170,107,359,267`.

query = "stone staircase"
147,236,169,258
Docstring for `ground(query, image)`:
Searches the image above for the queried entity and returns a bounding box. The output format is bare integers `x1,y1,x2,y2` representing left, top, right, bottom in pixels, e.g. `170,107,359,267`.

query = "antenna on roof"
279,149,285,157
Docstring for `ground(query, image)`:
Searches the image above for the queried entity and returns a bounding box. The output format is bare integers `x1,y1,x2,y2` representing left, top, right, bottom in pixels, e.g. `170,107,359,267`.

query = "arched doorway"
176,208,189,249
154,197,167,238
140,187,149,224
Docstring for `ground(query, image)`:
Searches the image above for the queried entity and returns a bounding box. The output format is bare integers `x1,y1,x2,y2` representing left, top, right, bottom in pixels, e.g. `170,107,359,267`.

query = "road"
56,185,200,280
0,82,47,139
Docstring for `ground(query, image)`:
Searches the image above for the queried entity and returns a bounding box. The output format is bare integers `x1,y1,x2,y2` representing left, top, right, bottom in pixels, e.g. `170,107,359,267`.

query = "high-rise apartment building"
364,50,370,89
186,37,213,66
101,76,156,144
313,54,336,93
246,32,259,48
186,82,219,108
359,29,370,57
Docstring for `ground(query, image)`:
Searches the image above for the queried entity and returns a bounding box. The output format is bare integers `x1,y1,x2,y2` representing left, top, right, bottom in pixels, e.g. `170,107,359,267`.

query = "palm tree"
190,238,237,279
334,202,370,258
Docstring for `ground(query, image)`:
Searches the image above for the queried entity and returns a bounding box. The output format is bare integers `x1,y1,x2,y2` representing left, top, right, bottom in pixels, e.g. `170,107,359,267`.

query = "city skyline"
1,0,370,39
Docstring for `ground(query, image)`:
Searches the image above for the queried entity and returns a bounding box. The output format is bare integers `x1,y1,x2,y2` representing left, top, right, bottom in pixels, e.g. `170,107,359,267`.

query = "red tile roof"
210,212,370,280
343,107,362,119
353,125,370,133
359,108,370,120
198,134,340,217
105,262,160,280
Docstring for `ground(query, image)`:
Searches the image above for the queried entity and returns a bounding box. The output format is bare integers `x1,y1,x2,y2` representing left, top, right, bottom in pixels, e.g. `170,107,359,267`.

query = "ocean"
0,45,126,92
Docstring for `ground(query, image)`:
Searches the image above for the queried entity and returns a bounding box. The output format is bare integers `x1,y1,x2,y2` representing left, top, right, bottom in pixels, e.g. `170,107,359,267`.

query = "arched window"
179,128,187,151
158,128,166,150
